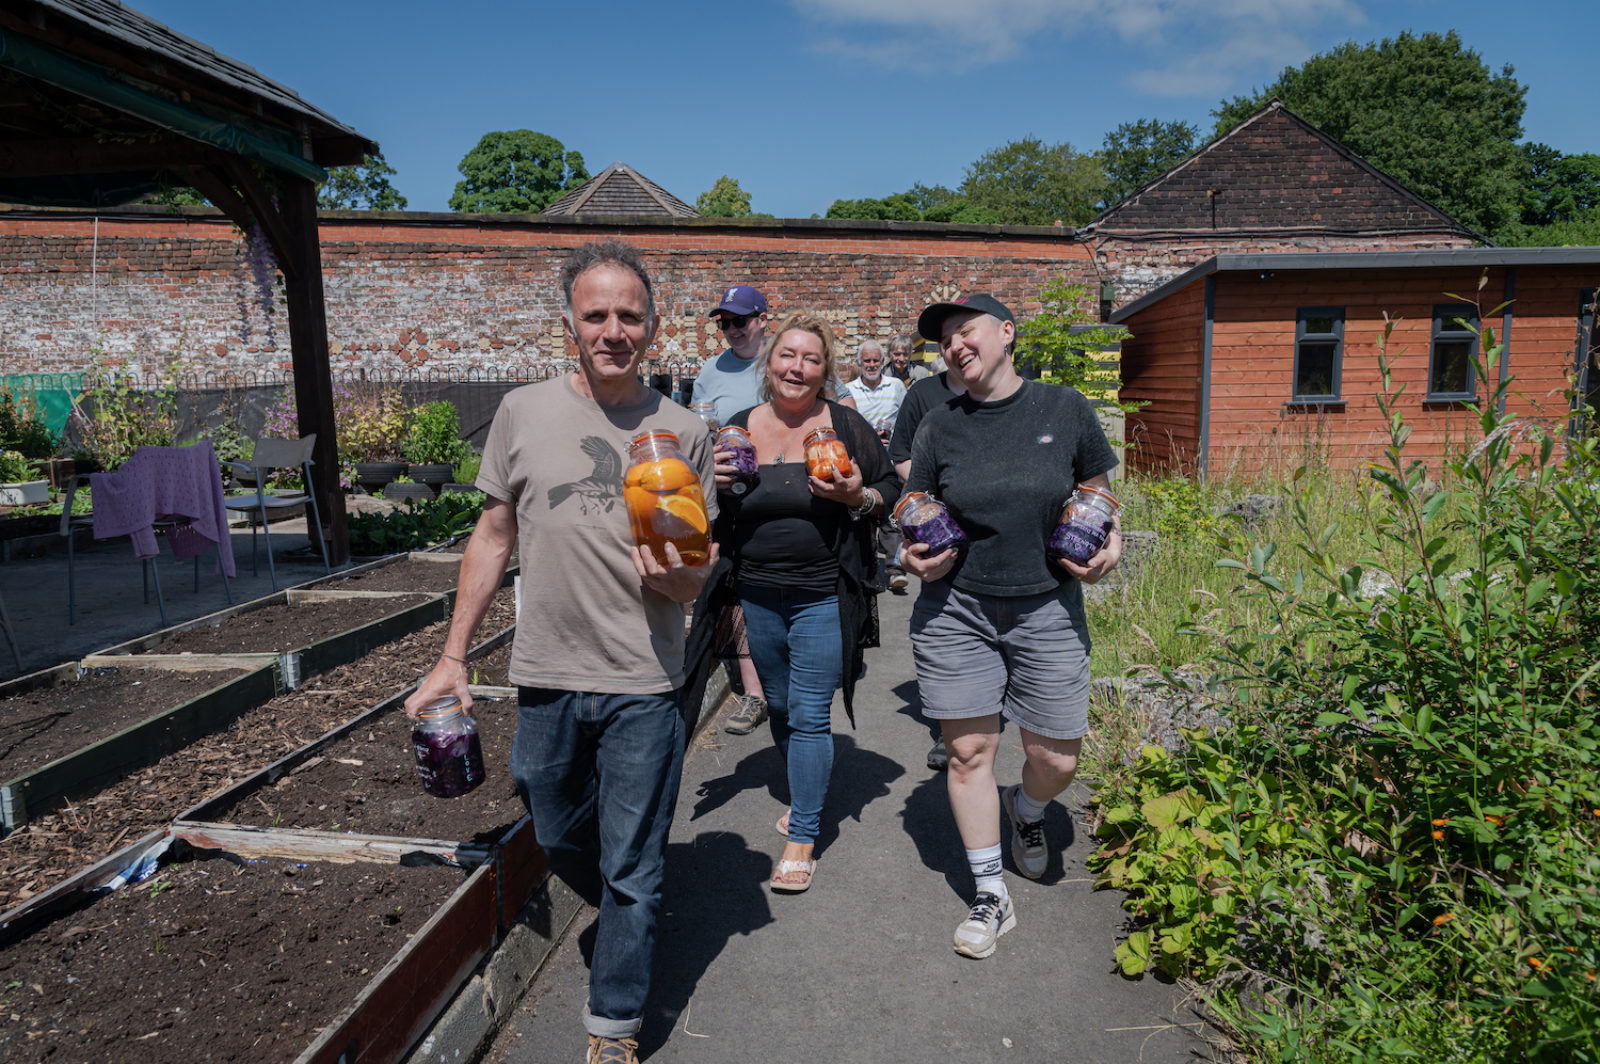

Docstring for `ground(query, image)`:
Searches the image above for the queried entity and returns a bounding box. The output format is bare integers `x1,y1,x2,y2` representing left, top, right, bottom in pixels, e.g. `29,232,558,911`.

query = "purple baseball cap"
710,284,768,318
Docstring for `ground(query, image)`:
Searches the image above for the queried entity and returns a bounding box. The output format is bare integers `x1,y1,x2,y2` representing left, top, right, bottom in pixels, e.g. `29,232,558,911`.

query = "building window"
1428,305,1479,401
1293,307,1343,401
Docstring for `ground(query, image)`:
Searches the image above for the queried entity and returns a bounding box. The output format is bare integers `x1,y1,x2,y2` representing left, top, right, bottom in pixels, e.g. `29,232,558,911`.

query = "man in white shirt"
691,284,769,426
843,340,908,590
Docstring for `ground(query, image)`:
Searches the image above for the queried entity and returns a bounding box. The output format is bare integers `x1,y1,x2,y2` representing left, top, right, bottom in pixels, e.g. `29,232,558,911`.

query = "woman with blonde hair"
695,311,898,892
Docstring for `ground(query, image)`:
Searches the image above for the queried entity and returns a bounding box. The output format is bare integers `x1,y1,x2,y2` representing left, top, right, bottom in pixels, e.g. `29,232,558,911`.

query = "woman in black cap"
898,293,1121,958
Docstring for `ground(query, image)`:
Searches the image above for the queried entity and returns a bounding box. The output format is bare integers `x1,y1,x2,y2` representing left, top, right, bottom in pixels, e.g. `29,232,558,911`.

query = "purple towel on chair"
91,442,237,577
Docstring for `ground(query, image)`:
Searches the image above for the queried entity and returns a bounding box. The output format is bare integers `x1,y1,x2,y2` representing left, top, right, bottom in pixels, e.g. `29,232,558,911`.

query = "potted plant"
380,473,434,503
0,449,48,505
402,400,469,493
442,448,483,494
337,383,409,493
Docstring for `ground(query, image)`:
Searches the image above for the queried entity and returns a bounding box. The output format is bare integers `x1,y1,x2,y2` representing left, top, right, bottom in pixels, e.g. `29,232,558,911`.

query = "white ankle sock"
967,844,1007,898
1012,784,1047,823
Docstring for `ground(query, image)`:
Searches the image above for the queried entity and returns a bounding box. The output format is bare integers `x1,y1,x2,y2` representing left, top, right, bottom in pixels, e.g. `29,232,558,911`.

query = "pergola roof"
0,0,373,206
542,162,699,218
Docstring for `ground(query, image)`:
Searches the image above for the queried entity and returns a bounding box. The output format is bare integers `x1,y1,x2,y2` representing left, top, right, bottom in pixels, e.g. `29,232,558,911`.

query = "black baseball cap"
916,294,1015,342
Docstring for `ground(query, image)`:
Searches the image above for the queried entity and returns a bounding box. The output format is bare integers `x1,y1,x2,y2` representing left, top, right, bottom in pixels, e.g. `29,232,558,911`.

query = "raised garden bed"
0,825,491,1064
0,662,276,836
0,589,517,913
117,593,436,657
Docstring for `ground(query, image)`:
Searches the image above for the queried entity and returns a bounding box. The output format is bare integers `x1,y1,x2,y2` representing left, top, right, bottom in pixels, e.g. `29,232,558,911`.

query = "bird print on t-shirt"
547,436,622,515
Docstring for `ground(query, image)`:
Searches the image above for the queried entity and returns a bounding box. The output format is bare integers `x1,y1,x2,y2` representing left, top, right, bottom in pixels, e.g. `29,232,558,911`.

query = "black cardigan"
681,401,900,729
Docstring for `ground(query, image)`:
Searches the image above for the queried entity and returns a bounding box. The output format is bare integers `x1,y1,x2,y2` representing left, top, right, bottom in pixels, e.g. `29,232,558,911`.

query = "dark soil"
0,853,463,1063
319,557,462,594
0,587,516,913
0,667,243,780
140,594,435,656
227,689,523,843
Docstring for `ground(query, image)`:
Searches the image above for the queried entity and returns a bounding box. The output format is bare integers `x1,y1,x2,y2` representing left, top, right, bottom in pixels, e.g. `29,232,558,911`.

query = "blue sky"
134,0,1592,218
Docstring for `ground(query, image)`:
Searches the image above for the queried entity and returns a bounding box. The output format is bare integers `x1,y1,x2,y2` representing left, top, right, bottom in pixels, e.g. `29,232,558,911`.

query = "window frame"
1291,306,1344,403
1427,304,1480,402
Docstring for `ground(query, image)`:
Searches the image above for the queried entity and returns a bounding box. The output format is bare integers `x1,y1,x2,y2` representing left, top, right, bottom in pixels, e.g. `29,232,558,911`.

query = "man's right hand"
900,539,956,582
404,656,472,720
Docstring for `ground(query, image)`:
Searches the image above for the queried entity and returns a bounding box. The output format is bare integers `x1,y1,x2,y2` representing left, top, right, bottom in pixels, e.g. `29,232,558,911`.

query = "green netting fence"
2,373,82,438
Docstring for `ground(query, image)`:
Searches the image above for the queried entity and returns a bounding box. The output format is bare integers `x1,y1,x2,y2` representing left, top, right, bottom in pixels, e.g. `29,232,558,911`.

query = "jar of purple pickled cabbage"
1047,484,1119,567
412,696,485,799
715,425,760,496
892,491,967,555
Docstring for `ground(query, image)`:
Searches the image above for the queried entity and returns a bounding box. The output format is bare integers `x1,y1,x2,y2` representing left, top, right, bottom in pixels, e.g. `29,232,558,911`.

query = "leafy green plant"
68,349,183,469
0,389,57,458
1089,300,1600,1063
337,382,409,464
1014,280,1140,415
347,491,484,554
0,449,32,482
452,449,482,485
402,400,469,467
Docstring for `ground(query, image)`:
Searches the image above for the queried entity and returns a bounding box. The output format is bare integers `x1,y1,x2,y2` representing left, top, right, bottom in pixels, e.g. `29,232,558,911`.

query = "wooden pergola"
0,0,376,564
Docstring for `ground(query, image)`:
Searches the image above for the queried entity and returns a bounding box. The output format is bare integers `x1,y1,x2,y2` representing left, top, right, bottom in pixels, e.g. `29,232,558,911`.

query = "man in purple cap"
693,283,772,735
692,284,769,426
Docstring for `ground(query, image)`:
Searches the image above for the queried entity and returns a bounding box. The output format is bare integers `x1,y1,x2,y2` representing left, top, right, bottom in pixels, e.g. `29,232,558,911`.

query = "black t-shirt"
905,380,1118,597
888,371,959,466
729,461,844,591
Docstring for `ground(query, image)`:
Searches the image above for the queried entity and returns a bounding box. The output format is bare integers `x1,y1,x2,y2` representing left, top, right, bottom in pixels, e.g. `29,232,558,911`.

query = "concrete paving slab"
481,582,1213,1064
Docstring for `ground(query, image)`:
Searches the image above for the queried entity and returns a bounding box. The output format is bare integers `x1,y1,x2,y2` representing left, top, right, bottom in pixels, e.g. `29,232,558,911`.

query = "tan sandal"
769,857,817,893
775,810,790,837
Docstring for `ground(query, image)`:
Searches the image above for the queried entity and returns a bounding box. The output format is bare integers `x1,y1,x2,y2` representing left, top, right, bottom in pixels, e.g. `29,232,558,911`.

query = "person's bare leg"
942,714,1002,849
737,653,764,699
1018,729,1081,804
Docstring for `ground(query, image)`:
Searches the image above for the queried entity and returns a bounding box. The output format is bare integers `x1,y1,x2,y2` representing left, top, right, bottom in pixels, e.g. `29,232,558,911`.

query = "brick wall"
0,210,1098,380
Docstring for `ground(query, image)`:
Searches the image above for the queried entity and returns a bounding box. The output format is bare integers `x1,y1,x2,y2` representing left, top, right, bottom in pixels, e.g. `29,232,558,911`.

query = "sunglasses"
716,313,754,331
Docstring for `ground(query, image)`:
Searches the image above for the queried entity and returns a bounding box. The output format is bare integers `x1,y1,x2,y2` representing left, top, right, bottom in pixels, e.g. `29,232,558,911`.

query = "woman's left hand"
1058,513,1123,585
808,464,866,508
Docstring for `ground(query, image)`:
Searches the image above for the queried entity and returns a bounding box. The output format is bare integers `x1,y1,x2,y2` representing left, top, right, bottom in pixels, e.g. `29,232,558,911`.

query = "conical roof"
541,162,699,218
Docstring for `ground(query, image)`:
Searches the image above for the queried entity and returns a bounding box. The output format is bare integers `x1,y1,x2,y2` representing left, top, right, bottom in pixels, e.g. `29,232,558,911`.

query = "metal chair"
60,473,167,626
0,585,21,671
222,435,331,590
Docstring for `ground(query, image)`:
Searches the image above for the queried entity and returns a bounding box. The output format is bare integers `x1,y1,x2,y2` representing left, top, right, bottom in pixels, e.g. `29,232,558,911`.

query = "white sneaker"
953,891,1016,959
1002,783,1047,879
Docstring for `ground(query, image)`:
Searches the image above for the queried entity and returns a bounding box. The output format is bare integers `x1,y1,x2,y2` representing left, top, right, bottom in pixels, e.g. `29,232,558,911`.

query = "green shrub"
452,449,482,485
0,449,33,482
1090,307,1600,1062
402,401,469,467
347,491,484,554
69,355,182,469
0,390,58,458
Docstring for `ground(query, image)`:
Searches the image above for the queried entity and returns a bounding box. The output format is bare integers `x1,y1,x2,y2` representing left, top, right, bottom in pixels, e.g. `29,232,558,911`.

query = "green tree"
448,130,588,213
824,193,921,221
318,151,408,210
1518,143,1600,226
1099,118,1198,207
695,175,753,217
1212,30,1526,235
958,137,1104,226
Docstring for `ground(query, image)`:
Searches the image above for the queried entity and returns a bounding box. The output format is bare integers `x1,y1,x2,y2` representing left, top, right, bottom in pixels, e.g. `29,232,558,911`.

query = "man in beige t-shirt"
405,241,715,1064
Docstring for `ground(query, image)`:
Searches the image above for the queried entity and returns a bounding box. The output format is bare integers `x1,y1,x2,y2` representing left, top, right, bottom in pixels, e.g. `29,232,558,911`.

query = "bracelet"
849,488,878,519
443,653,468,667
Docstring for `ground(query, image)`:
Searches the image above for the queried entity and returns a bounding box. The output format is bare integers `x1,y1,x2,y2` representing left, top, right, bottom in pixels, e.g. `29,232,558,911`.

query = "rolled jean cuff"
584,1005,643,1040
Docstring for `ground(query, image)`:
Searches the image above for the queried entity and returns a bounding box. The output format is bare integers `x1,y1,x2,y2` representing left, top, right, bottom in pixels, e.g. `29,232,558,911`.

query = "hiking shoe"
1002,783,1048,879
587,1035,639,1064
953,891,1016,959
926,737,949,771
724,693,768,735
888,567,909,591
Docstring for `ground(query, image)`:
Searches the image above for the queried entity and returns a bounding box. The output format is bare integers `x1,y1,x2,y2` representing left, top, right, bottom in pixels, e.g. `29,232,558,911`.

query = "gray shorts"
910,581,1091,741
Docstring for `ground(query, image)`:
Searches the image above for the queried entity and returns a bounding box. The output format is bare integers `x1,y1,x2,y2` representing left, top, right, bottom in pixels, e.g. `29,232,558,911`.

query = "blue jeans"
740,586,842,844
511,687,686,1040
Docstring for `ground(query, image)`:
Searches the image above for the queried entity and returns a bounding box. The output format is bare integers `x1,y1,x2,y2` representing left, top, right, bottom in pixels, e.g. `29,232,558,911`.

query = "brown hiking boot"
724,693,769,735
587,1035,639,1064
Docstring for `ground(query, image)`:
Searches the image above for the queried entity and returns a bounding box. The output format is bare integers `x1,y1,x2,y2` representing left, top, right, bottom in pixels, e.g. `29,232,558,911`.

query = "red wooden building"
1110,248,1600,477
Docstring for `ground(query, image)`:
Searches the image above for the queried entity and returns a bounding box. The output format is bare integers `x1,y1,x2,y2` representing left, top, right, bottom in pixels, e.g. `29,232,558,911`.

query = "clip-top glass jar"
715,425,760,496
802,426,853,480
1047,483,1119,566
413,696,485,798
624,431,710,566
893,491,967,555
688,401,720,436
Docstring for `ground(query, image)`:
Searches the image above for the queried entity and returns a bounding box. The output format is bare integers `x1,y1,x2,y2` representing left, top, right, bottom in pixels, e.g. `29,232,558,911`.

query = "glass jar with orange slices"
802,426,853,480
624,431,710,566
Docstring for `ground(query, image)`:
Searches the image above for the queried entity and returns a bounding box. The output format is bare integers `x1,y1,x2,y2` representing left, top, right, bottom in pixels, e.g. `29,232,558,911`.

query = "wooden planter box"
0,659,278,836
0,822,500,1064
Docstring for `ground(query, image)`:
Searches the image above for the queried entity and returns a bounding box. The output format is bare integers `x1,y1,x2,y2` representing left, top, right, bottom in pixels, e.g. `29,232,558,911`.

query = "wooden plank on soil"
288,589,434,602
79,652,277,672
0,660,81,699
296,860,499,1064
0,827,171,945
0,663,280,835
170,821,490,867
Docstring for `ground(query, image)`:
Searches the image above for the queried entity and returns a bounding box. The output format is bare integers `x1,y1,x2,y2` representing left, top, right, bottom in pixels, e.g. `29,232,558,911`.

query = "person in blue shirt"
692,284,769,426
694,284,773,735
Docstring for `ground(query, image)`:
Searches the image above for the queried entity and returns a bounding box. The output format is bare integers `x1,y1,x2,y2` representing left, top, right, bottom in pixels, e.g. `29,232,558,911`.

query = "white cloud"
792,0,1366,87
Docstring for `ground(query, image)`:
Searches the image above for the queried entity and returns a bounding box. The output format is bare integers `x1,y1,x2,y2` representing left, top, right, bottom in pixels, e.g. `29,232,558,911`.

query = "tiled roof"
1089,100,1473,238
542,162,699,218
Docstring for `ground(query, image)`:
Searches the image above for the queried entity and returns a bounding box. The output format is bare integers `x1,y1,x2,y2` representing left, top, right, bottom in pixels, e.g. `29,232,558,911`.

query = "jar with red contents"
802,426,853,480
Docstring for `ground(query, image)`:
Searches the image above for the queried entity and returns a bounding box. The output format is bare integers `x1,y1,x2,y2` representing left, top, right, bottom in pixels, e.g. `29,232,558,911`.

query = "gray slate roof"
542,162,699,218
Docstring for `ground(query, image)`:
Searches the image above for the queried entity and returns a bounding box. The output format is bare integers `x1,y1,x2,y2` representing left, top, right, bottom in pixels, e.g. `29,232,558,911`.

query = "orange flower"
1587,970,1596,983
1433,913,1455,926
1528,957,1544,970
1484,815,1505,826
1431,818,1449,826
1432,830,1444,840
